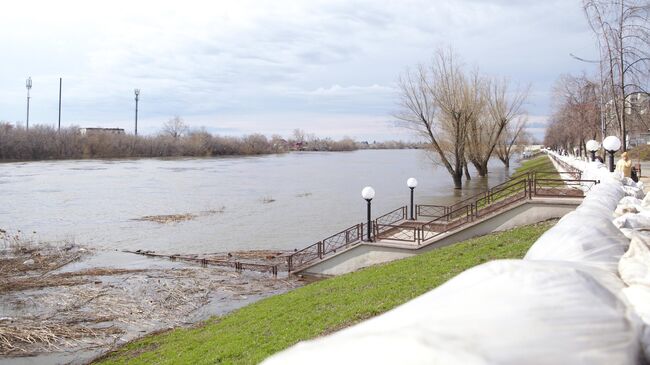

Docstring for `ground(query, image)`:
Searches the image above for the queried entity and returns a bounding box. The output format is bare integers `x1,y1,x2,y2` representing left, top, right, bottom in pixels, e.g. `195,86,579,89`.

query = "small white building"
79,127,125,135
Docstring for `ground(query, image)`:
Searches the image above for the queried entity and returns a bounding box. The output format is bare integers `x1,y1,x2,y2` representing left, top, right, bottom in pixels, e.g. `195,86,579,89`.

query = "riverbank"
0,123,420,163
94,220,555,365
0,233,300,364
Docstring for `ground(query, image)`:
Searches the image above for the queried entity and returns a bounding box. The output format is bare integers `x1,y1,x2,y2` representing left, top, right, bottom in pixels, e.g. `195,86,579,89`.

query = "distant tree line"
0,119,420,162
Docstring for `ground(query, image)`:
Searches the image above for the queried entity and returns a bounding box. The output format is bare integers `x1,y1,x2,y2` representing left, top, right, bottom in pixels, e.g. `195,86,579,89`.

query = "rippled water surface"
0,150,519,253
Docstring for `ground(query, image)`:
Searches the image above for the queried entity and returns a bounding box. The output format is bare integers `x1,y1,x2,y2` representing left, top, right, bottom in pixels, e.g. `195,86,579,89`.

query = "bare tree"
583,0,650,150
292,129,306,144
466,77,528,176
495,116,528,168
162,116,189,139
396,49,479,189
544,74,602,154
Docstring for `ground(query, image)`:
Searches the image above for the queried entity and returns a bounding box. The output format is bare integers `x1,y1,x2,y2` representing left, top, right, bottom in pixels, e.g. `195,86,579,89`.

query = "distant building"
605,92,650,147
79,127,125,135
292,141,305,151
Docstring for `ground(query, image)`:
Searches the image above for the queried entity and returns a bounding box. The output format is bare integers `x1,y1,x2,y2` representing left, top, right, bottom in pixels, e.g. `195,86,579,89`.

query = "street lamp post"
407,178,418,220
603,135,621,172
361,186,375,242
134,89,140,136
58,78,62,131
586,140,600,162
25,77,32,130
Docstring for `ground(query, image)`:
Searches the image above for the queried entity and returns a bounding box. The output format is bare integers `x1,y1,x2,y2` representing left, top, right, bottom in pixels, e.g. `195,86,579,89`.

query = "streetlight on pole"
586,140,600,162
134,89,140,136
603,135,621,172
361,186,375,242
58,77,62,131
407,178,418,220
25,77,32,130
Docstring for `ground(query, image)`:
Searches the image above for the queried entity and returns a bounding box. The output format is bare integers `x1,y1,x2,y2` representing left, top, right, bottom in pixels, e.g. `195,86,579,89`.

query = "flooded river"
0,150,519,254
1,149,520,364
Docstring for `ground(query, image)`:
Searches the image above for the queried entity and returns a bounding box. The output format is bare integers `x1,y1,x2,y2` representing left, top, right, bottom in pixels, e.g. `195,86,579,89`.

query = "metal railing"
533,178,598,197
415,204,448,220
287,154,597,272
288,223,362,272
374,206,407,236
376,174,597,245
548,154,582,179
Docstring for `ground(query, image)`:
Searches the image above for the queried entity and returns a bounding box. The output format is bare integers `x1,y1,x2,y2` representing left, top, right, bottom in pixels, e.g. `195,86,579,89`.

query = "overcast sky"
0,0,600,141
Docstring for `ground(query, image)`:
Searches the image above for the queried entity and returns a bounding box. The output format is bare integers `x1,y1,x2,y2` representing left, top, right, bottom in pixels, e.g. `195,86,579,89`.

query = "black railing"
376,174,596,245
415,204,447,220
373,206,407,236
287,223,363,272
288,153,595,272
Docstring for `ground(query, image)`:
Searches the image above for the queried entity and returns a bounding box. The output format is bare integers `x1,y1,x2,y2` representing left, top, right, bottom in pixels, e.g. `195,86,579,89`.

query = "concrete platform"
296,197,581,277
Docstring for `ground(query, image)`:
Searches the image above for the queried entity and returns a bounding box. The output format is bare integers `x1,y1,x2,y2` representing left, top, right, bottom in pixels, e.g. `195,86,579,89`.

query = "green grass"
95,221,554,365
470,155,561,210
513,154,559,179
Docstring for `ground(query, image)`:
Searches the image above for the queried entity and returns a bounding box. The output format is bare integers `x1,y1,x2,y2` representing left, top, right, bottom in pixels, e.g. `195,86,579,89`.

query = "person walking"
616,152,633,178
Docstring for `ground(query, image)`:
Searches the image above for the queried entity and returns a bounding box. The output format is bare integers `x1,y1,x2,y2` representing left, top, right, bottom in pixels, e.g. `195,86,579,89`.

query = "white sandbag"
613,213,650,230
615,196,644,217
642,193,650,208
623,185,646,200
263,260,642,365
619,235,650,287
622,285,650,361
619,196,644,206
579,181,626,213
637,181,645,192
621,177,639,187
525,211,629,272
576,190,626,221
615,204,642,218
618,228,650,240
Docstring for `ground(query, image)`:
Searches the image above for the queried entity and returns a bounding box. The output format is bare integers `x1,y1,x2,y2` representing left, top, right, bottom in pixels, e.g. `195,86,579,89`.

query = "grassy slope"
96,221,554,365
476,154,559,207
513,154,559,178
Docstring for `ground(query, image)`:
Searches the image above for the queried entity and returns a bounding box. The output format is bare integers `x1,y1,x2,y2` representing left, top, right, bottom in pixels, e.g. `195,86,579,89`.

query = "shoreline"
0,237,302,365
0,148,422,165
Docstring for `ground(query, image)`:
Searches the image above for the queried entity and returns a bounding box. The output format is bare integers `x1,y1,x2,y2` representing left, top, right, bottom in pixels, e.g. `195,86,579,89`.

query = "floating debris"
0,233,301,359
134,213,197,224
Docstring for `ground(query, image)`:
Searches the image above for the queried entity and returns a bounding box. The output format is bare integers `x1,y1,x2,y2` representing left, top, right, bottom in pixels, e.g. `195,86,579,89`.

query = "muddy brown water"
0,150,519,254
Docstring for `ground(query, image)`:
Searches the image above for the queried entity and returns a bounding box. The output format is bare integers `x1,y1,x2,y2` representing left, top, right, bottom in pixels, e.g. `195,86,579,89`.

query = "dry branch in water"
135,213,197,224
0,233,299,358
0,319,120,356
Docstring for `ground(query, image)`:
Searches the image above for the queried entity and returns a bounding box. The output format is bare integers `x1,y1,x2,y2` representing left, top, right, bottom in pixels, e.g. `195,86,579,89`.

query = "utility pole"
58,77,62,131
134,89,140,136
25,77,32,130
